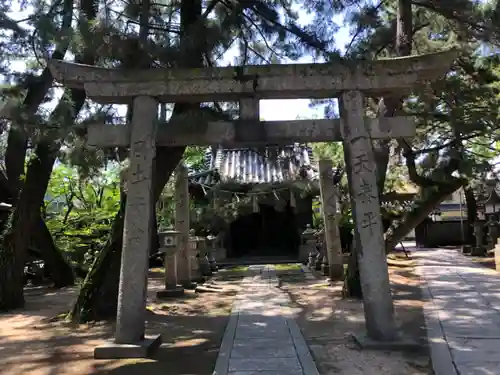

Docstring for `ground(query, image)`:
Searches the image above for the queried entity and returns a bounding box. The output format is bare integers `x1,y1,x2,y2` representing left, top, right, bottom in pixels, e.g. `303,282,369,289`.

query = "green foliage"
311,142,343,163
44,163,121,270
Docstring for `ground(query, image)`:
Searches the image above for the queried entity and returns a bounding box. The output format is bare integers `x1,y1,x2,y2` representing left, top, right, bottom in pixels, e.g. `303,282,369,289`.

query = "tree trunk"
0,216,25,310
70,146,185,323
0,0,97,299
4,0,75,192
464,186,477,244
384,179,466,252
0,170,75,287
342,242,362,298
342,134,362,298
373,0,413,195
32,216,75,287
0,142,58,309
69,195,127,322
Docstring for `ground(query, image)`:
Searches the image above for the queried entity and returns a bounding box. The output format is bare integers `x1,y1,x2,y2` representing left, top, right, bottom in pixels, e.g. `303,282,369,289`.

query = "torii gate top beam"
48,49,458,105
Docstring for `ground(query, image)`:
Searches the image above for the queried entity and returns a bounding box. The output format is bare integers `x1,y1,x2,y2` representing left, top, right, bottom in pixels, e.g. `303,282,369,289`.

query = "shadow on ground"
414,248,500,375
276,256,432,375
0,274,240,375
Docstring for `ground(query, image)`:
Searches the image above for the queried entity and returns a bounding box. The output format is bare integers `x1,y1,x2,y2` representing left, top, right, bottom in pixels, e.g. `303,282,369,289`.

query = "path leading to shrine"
213,265,320,375
415,248,500,375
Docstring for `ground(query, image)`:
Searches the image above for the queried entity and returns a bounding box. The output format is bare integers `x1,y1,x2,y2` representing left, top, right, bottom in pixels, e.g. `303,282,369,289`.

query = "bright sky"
257,11,350,121
4,5,352,121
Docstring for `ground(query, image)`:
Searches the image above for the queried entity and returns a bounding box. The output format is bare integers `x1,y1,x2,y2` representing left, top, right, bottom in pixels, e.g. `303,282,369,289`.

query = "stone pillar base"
181,281,197,290
321,264,329,276
156,286,185,298
329,265,344,281
94,334,162,359
192,275,207,283
314,256,322,271
470,246,487,256
209,261,218,273
462,245,472,254
351,332,420,351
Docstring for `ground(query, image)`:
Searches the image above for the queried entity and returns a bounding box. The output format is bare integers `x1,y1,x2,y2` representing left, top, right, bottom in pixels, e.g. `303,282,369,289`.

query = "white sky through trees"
3,2,351,122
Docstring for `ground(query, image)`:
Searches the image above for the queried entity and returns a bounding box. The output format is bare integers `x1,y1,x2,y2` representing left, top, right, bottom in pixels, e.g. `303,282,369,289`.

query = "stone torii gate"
48,48,457,358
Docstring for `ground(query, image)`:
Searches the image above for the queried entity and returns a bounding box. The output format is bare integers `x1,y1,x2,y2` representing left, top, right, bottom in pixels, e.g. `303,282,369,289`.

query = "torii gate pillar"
94,96,162,359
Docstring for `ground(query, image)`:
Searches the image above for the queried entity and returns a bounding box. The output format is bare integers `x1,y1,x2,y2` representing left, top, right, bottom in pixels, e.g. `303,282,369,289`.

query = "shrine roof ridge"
48,48,458,87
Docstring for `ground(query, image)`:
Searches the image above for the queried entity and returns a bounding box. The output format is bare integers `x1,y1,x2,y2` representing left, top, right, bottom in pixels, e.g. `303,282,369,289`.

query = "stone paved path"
415,248,500,375
213,265,319,375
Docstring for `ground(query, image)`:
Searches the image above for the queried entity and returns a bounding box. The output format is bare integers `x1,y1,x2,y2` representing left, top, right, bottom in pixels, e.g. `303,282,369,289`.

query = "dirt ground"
2,257,431,375
279,254,432,375
0,271,240,375
470,250,496,270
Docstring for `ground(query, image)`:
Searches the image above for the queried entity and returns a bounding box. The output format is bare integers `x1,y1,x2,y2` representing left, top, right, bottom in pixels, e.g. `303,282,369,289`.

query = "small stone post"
315,234,323,272
495,238,500,271
252,196,259,212
175,163,196,289
290,189,296,209
157,230,184,298
114,96,158,345
321,254,329,276
207,249,218,273
487,218,499,250
340,90,397,342
318,159,343,280
188,229,203,282
471,222,486,256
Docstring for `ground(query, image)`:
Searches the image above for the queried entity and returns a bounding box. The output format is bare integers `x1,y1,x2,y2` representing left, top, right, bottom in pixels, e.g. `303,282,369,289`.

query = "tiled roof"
189,144,315,186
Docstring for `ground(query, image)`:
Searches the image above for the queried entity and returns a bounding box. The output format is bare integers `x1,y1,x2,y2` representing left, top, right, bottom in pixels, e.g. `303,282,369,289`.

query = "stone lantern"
156,230,184,298
188,229,206,282
300,224,317,266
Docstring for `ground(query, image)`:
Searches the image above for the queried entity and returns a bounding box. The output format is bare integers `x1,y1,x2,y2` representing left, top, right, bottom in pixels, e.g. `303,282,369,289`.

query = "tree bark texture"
0,173,74,288
342,135,362,298
384,179,466,252
4,0,75,191
0,143,58,309
373,0,413,194
32,216,75,287
70,147,185,323
70,0,204,323
0,0,98,309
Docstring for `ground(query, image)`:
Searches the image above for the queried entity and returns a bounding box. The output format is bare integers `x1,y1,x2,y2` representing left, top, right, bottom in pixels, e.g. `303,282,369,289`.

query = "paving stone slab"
429,290,483,299
448,338,500,364
233,337,294,347
228,371,303,375
455,363,500,375
438,314,500,326
237,316,288,327
417,249,500,375
235,325,291,339
287,319,320,375
230,342,297,358
213,269,318,375
431,297,490,306
228,357,302,372
443,328,500,339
